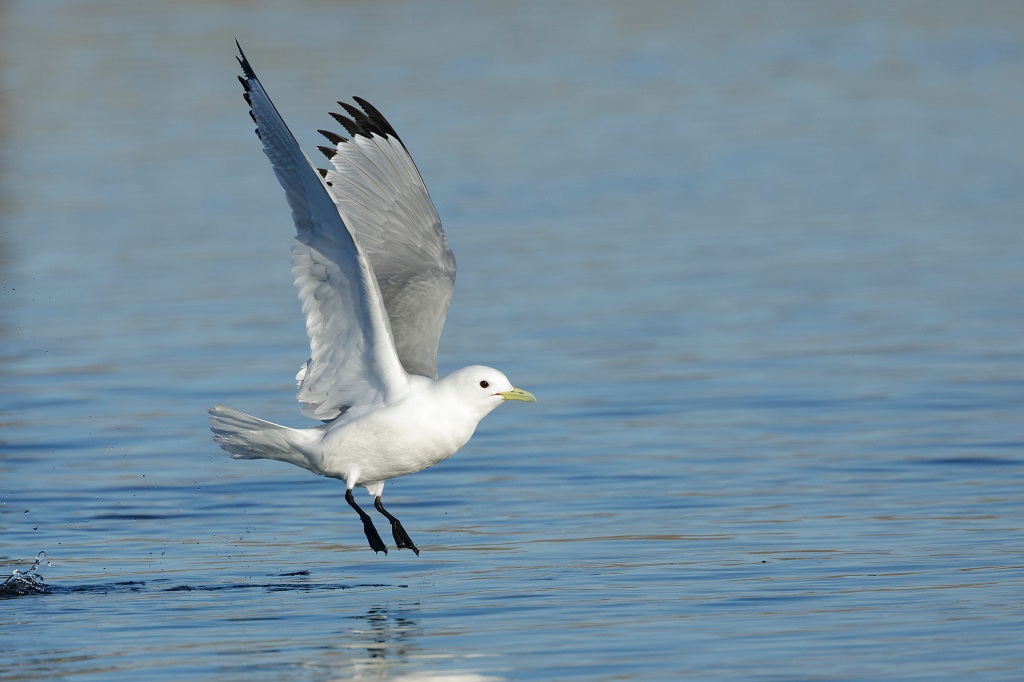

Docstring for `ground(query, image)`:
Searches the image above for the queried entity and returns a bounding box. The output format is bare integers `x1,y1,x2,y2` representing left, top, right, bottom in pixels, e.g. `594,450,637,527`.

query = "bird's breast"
318,397,479,482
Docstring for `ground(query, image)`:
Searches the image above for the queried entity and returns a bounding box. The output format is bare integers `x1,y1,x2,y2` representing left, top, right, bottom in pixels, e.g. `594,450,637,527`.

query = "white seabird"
209,43,536,555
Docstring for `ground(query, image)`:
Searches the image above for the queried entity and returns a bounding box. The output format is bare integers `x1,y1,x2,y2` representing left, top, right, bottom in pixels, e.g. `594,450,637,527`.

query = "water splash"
0,551,50,598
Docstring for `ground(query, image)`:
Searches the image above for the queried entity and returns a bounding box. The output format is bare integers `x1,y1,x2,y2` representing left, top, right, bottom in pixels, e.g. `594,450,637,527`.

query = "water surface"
2,1,1023,680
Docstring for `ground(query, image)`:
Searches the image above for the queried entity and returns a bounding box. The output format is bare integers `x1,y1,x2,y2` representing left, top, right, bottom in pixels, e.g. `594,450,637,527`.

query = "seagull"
209,43,536,555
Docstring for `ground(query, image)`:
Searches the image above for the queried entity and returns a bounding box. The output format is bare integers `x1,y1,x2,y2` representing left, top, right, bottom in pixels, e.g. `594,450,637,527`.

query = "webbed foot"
345,488,388,555
361,517,389,555
375,496,420,555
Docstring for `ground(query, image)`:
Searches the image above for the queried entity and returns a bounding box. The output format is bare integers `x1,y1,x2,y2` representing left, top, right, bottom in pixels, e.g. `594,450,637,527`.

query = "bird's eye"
479,380,490,389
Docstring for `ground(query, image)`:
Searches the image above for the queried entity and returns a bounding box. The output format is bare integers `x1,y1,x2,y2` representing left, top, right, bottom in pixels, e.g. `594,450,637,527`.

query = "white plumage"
210,43,535,555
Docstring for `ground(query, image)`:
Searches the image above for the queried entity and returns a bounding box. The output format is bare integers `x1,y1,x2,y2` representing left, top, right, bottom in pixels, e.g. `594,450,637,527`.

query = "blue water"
2,1,1023,679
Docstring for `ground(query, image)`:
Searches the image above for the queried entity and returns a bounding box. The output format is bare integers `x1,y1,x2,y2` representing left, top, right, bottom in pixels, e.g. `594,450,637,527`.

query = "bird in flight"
210,43,536,555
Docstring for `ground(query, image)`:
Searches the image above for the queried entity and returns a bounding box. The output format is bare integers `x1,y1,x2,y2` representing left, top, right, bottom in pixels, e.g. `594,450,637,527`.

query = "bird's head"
442,365,536,417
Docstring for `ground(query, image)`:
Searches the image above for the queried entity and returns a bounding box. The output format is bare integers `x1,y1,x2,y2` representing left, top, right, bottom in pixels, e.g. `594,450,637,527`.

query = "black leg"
346,488,387,554
375,496,420,555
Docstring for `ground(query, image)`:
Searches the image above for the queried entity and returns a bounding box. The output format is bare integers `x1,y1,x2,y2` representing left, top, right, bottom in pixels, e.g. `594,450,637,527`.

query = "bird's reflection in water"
310,604,502,681
351,605,418,664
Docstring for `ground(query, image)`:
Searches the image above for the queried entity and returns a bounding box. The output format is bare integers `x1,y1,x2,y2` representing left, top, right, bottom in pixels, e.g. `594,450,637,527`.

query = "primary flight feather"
209,43,535,555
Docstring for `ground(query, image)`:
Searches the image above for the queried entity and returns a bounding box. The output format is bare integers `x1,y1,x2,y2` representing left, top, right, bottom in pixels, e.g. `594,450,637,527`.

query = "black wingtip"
232,46,405,152
235,39,256,80
352,96,403,144
339,102,386,141
235,41,260,139
322,97,406,148
317,129,348,146
339,101,370,126
329,111,366,138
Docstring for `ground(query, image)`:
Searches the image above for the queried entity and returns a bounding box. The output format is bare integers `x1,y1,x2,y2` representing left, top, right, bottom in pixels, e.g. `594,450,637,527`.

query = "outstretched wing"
314,98,456,379
236,43,408,421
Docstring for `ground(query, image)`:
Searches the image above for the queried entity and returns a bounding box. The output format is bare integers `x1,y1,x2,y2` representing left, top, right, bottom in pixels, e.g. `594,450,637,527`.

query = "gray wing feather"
236,44,409,420
317,104,456,379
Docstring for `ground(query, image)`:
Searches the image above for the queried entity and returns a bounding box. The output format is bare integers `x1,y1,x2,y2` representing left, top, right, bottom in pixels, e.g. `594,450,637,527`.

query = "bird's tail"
208,404,320,472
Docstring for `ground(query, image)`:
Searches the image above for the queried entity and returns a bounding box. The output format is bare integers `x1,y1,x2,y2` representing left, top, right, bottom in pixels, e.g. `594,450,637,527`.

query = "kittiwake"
209,43,536,555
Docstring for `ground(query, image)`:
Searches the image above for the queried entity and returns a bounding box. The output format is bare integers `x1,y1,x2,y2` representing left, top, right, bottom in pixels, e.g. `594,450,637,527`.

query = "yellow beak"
498,387,537,403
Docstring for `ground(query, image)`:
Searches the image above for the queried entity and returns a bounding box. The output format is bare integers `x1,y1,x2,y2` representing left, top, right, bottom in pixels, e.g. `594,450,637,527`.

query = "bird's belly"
318,407,475,484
